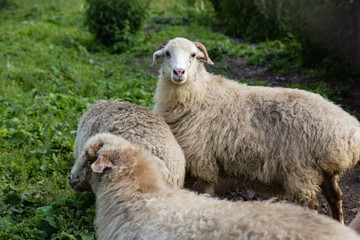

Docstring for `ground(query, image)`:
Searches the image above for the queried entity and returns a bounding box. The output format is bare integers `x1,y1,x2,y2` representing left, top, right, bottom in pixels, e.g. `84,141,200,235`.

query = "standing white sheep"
152,37,360,223
68,100,186,191
69,132,360,240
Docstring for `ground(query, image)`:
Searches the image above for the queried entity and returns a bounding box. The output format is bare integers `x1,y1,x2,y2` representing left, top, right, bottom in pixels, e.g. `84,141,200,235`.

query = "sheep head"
68,151,95,193
69,133,167,194
152,37,214,85
68,133,131,193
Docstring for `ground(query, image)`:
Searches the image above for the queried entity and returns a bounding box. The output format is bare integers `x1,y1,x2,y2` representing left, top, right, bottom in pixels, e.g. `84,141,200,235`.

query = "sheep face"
152,37,213,85
68,152,94,193
68,133,127,193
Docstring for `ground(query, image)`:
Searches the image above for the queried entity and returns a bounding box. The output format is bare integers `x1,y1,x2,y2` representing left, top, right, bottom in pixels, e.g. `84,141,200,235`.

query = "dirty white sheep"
152,37,360,223
69,100,186,191
69,132,360,240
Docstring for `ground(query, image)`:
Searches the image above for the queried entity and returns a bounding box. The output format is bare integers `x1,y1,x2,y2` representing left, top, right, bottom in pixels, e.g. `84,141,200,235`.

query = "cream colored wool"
152,37,360,223
69,100,185,190
76,133,360,240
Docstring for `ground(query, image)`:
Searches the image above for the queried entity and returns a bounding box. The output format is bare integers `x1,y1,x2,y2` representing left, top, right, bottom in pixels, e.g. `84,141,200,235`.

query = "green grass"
0,0,357,239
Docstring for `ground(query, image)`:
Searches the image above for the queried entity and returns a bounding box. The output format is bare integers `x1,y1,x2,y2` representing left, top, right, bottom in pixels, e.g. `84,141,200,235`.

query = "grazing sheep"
152,37,360,223
69,132,360,240
68,100,186,191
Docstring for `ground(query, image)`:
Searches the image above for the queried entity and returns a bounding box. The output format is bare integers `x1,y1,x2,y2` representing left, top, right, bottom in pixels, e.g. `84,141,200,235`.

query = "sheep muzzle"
68,169,92,193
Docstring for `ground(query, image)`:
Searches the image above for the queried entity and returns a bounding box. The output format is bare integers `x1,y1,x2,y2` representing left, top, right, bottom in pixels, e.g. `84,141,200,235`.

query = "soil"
207,56,360,225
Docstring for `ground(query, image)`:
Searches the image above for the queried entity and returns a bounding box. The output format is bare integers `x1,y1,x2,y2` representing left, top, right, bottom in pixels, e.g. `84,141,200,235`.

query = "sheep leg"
320,173,344,223
284,175,319,212
203,182,216,197
293,190,319,212
309,192,320,211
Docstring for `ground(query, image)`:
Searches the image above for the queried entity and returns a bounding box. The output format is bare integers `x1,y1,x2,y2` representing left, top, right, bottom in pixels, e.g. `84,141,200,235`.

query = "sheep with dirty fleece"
69,132,360,240
69,100,186,191
152,37,360,223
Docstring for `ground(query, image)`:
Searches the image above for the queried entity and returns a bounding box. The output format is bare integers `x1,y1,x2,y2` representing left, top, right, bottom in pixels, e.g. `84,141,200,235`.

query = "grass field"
0,0,356,239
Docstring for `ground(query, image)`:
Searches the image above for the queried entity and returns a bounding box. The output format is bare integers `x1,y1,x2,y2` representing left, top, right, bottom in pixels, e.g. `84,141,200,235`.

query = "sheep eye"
191,53,196,58
165,51,170,57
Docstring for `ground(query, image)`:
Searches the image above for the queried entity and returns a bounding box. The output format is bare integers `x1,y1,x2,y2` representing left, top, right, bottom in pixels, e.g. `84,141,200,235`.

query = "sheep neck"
153,64,208,119
94,177,162,235
94,151,169,213
94,184,138,239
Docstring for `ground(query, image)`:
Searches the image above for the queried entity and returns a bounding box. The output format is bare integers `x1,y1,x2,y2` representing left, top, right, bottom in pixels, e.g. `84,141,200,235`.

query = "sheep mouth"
68,171,93,193
171,77,187,85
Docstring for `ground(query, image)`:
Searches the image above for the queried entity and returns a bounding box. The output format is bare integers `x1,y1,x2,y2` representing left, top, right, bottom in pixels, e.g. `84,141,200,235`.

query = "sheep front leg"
203,182,216,197
292,190,319,213
283,174,320,213
184,175,216,196
320,173,344,224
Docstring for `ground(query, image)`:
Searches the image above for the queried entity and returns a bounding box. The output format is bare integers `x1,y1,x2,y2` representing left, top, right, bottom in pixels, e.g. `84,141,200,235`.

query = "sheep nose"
173,68,185,77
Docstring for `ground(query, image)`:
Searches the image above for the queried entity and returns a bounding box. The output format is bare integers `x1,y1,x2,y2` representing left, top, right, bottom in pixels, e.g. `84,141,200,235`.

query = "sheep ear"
152,40,169,66
91,156,113,173
152,49,165,66
194,41,214,65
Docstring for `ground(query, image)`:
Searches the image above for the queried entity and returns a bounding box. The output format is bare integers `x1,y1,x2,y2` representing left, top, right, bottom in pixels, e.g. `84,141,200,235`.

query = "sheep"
68,99,186,191
69,132,360,240
151,37,360,223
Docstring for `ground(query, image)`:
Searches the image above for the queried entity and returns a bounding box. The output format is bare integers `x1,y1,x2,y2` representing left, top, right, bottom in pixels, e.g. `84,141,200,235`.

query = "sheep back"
74,100,185,188
89,133,360,240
